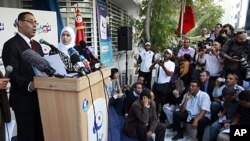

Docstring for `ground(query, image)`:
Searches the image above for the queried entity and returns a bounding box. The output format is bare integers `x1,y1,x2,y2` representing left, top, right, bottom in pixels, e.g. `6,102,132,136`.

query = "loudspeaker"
118,26,132,51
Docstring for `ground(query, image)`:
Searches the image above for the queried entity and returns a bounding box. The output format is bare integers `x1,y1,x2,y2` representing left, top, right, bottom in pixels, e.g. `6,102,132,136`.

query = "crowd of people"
107,23,250,141
0,11,250,141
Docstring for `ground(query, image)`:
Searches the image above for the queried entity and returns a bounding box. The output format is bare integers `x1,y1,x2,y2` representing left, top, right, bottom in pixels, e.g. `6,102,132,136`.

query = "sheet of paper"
222,128,230,133
5,120,16,141
43,54,67,75
219,115,226,123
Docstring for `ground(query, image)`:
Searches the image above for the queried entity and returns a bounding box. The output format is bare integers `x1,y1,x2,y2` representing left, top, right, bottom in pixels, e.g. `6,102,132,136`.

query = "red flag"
177,1,195,35
75,7,86,45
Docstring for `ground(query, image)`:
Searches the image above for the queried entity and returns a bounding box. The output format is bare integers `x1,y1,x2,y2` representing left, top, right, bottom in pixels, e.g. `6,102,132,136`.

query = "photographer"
220,31,250,85
150,49,175,122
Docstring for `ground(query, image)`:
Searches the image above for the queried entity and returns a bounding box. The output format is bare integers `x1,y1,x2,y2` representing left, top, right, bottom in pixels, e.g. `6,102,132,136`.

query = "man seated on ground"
124,83,143,117
199,70,215,101
125,89,166,141
211,73,244,122
163,78,185,129
217,90,250,141
209,87,239,141
129,75,146,94
171,80,211,141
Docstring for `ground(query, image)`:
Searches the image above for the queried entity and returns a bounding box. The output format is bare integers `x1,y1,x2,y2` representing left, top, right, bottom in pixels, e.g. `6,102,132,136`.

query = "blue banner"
97,0,113,67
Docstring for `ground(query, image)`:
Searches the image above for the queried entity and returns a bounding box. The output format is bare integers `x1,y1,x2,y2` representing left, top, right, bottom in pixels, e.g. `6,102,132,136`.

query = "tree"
134,0,224,52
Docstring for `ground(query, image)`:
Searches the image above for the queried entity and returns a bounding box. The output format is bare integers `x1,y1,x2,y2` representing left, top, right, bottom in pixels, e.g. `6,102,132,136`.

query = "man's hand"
146,131,153,138
0,78,9,90
142,96,150,108
185,92,191,100
28,81,36,92
158,61,164,66
191,119,198,129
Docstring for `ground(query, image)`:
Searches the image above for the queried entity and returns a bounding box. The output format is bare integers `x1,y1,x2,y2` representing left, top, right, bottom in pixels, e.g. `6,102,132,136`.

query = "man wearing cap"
149,49,175,122
135,42,155,89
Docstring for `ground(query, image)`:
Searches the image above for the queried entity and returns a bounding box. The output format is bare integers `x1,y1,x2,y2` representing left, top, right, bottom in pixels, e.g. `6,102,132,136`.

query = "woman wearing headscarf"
57,26,76,72
58,26,76,56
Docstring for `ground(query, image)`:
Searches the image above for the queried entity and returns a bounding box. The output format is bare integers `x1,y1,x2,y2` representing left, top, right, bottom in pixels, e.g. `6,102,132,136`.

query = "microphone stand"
125,49,128,87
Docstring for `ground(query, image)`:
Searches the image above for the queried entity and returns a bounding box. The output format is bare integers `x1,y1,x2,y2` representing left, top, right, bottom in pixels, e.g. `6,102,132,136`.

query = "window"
20,0,130,59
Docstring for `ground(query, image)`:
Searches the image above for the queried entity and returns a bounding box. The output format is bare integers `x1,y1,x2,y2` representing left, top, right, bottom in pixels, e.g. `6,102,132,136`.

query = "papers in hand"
219,115,226,123
113,93,123,99
34,54,78,77
222,128,230,133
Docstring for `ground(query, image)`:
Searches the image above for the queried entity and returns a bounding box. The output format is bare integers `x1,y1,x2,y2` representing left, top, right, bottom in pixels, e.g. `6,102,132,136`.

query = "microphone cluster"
37,39,101,77
68,47,91,76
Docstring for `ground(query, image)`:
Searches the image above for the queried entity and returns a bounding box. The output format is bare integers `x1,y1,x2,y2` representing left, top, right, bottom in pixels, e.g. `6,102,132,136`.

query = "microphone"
39,39,59,54
5,65,13,78
22,49,56,77
68,48,90,75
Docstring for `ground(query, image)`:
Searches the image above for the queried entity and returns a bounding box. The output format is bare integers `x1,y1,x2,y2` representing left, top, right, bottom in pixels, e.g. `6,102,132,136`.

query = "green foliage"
188,0,224,36
134,0,224,52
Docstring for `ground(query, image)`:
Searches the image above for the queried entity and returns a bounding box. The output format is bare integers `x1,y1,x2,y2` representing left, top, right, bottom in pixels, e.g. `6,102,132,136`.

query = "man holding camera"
150,49,175,122
220,31,250,85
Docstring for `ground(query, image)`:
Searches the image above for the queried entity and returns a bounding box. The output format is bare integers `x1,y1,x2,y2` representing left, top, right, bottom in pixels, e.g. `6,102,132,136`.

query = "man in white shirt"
171,80,211,141
135,42,155,89
150,49,175,122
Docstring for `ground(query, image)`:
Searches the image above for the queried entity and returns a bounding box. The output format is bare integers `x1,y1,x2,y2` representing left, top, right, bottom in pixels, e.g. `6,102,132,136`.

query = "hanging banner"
97,0,113,67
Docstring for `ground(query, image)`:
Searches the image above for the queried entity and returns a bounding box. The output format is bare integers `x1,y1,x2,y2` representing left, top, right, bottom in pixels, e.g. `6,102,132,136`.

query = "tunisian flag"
177,2,195,35
75,7,86,45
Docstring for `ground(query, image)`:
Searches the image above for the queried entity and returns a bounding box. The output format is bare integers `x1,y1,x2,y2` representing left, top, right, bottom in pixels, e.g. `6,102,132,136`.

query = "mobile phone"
218,77,225,83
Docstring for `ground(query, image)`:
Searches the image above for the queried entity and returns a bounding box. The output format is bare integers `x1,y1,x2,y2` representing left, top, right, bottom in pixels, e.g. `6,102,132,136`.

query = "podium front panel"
34,68,110,141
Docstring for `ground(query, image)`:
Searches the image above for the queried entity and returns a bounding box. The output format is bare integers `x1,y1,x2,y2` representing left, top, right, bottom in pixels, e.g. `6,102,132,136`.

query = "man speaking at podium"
2,12,44,141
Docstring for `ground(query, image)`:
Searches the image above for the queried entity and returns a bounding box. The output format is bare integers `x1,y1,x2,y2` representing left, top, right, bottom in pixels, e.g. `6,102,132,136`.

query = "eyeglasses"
21,19,38,26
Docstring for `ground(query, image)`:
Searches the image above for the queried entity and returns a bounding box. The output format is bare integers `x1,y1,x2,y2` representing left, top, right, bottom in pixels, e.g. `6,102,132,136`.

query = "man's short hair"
140,89,152,100
222,86,237,97
190,79,201,88
18,12,33,21
200,70,210,76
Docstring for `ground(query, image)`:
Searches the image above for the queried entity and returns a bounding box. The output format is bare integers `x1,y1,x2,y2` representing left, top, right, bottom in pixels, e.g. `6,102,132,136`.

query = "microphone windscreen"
70,54,81,65
22,49,50,71
68,47,79,56
39,39,44,44
79,40,87,48
5,65,13,78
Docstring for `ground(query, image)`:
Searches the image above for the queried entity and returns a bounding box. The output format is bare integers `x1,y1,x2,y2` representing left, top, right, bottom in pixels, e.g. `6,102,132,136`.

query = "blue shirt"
212,84,244,98
182,90,211,122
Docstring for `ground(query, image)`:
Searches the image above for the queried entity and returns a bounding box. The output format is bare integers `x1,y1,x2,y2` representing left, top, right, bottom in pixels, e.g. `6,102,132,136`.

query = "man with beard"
220,31,250,85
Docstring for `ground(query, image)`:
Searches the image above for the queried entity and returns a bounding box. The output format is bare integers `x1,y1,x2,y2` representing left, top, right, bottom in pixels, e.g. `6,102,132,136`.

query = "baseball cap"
164,49,173,55
145,42,151,46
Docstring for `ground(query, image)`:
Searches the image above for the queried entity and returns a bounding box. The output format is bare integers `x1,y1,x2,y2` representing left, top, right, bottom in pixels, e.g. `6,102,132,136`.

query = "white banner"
0,7,58,57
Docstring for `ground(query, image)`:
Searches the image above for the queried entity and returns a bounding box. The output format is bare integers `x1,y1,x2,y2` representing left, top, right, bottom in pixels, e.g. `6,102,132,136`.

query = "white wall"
215,0,249,29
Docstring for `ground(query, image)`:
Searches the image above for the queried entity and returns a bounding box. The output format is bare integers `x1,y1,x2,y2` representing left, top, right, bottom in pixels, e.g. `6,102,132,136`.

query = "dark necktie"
201,83,205,92
30,40,35,51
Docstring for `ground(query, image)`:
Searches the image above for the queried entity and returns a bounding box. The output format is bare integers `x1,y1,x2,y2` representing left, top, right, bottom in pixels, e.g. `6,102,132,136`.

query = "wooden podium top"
34,67,110,92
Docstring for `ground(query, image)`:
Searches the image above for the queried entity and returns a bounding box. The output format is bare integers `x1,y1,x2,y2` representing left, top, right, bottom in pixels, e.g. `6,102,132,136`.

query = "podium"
34,68,110,141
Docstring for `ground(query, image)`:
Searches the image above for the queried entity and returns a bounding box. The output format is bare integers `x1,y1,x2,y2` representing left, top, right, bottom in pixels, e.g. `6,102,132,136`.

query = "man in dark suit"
2,12,44,141
124,83,143,116
199,70,215,101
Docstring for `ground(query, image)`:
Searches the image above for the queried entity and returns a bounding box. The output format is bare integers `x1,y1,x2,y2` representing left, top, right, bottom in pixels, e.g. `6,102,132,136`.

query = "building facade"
214,0,249,29
0,0,141,86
